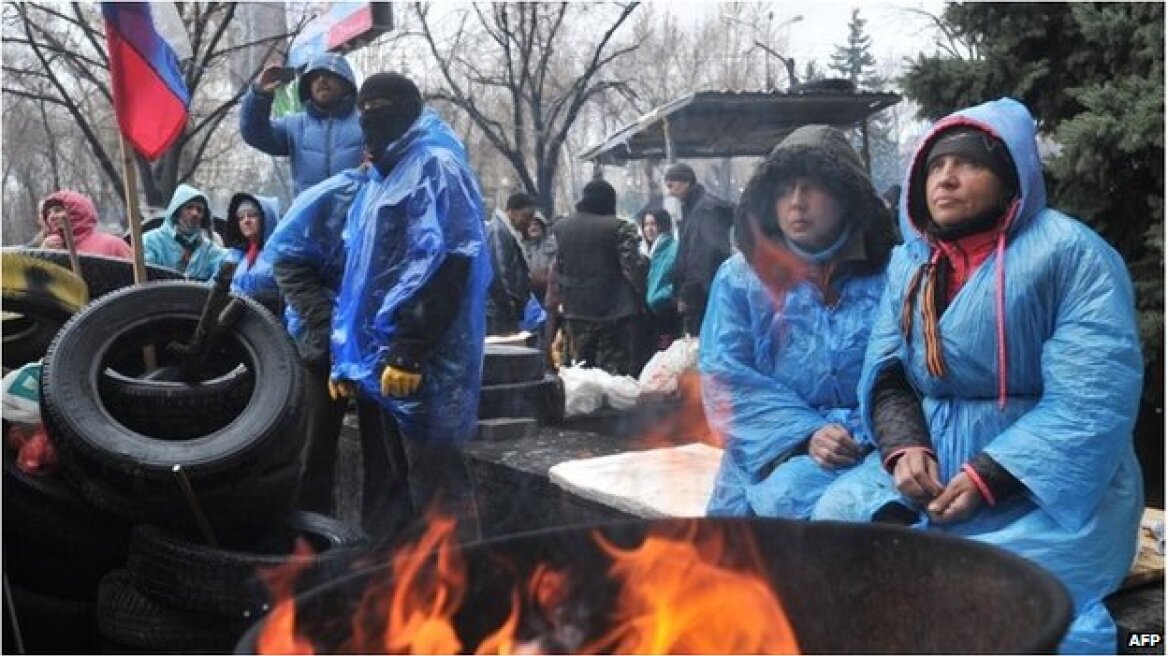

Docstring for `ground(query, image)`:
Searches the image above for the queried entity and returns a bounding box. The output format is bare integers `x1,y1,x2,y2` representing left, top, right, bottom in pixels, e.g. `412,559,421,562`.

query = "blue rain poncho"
702,256,885,517
812,98,1143,654
702,124,895,518
223,193,280,300
331,108,490,444
261,168,369,353
142,183,227,280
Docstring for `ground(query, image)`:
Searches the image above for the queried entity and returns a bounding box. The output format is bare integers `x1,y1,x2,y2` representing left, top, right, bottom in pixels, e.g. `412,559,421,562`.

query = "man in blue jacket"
327,73,490,542
142,183,227,280
240,53,364,196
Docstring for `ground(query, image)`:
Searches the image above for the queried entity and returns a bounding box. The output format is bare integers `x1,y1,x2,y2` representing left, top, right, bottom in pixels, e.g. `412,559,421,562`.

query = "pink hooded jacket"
38,190,132,259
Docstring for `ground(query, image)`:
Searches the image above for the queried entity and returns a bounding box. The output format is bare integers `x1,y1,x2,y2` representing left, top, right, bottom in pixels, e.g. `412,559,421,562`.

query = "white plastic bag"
560,364,642,415
637,336,699,395
2,361,42,424
560,364,606,416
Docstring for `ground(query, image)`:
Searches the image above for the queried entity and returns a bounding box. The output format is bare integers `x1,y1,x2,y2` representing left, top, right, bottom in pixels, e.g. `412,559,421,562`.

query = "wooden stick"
118,137,148,286
172,465,219,547
57,213,82,277
118,137,156,368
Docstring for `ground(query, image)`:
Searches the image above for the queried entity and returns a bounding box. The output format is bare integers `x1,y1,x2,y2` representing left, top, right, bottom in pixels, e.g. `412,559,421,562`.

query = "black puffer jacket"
668,183,735,305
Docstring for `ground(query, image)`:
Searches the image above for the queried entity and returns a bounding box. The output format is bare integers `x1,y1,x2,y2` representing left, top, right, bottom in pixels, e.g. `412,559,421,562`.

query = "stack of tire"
478,345,565,433
3,275,367,653
2,249,183,653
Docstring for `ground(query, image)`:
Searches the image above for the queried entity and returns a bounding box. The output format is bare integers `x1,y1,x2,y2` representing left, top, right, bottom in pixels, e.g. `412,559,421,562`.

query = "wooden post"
118,137,156,368
118,137,148,286
662,117,674,163
57,214,81,277
860,118,872,172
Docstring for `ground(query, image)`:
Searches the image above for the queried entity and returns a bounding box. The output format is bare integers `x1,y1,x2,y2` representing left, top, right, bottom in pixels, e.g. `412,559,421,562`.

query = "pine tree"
829,9,883,90
826,9,900,193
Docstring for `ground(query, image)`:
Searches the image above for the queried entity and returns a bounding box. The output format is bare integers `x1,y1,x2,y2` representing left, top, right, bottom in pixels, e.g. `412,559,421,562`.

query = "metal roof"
579,89,901,164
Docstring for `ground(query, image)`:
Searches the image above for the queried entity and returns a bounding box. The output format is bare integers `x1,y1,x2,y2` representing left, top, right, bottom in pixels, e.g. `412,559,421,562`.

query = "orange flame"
633,370,727,450
585,522,800,654
255,514,799,655
384,514,467,654
256,537,317,655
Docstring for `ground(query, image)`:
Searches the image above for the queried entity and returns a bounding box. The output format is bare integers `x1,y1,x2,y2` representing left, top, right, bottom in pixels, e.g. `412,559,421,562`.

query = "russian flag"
102,2,192,160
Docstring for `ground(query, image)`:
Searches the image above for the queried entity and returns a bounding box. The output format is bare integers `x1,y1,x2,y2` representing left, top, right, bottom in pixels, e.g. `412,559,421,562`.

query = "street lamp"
753,13,803,91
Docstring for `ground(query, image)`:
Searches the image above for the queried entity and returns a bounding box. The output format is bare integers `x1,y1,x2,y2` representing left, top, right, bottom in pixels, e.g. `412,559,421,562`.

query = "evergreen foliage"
901,3,1164,381
827,9,901,195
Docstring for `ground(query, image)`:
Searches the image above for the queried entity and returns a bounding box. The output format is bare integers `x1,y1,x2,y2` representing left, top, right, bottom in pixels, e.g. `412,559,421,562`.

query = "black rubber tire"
478,374,566,424
63,456,303,535
127,511,367,618
41,282,304,497
98,365,254,440
482,344,545,385
5,582,100,654
96,569,248,653
3,247,184,299
1,298,71,369
2,447,130,600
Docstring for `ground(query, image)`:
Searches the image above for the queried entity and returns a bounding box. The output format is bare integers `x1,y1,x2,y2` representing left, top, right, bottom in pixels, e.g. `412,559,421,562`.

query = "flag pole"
118,136,148,286
118,136,157,369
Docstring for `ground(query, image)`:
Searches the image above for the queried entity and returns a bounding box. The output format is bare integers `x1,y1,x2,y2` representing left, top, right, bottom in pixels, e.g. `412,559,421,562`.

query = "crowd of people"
23,49,1145,652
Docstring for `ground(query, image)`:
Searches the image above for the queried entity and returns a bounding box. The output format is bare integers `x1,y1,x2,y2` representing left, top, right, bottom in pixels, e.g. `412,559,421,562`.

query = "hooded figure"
36,190,132,259
702,125,894,518
240,52,363,195
332,106,490,441
142,184,227,280
813,98,1143,654
223,193,281,308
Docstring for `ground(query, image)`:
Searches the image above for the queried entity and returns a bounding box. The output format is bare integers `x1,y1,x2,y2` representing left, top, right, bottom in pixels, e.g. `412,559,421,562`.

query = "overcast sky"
663,0,948,76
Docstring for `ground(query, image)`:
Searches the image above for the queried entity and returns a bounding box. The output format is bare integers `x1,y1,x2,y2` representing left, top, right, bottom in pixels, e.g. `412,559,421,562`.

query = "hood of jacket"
162,183,212,238
902,97,1045,251
298,52,358,117
735,124,895,275
38,190,99,240
223,193,280,250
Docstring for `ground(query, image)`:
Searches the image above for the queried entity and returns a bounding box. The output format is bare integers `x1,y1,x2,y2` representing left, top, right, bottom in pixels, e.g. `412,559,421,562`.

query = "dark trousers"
369,407,482,544
680,287,709,336
296,364,395,538
565,316,637,376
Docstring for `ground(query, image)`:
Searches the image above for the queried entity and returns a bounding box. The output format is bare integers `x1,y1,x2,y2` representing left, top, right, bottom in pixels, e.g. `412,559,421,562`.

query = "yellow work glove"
327,379,356,400
381,365,423,397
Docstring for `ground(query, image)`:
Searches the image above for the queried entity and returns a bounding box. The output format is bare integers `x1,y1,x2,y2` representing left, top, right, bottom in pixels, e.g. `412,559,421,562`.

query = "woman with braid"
814,98,1143,654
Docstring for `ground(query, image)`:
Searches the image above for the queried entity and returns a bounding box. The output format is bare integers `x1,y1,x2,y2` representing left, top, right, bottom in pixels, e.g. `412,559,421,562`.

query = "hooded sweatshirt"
223,192,280,304
141,183,227,280
37,190,132,259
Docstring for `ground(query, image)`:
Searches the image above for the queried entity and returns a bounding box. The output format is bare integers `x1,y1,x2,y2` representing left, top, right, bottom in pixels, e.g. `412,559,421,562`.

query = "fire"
256,537,317,655
256,517,800,655
384,514,467,655
586,522,799,654
633,370,727,450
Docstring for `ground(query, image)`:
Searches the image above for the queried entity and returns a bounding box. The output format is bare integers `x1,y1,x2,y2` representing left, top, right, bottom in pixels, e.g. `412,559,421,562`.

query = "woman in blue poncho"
222,192,281,312
701,125,895,518
814,98,1143,653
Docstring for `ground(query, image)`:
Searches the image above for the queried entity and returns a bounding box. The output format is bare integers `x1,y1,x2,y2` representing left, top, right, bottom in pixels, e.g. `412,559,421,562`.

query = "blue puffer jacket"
142,183,227,281
240,53,364,196
332,108,490,444
814,98,1143,655
646,233,678,312
222,193,280,301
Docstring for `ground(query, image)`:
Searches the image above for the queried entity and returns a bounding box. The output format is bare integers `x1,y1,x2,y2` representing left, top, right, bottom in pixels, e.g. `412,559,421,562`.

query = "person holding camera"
240,52,364,196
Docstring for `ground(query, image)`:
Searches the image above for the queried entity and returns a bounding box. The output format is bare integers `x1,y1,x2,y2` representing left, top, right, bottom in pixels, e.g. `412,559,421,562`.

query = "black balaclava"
358,73,423,158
